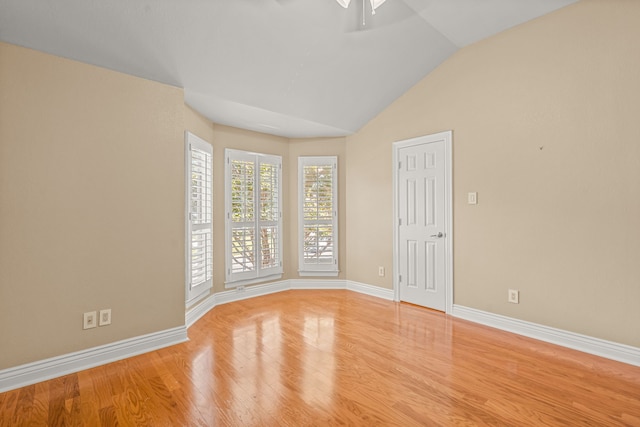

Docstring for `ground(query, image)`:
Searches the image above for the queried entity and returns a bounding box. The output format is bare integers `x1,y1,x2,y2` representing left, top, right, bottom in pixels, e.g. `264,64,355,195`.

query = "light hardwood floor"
1,289,639,426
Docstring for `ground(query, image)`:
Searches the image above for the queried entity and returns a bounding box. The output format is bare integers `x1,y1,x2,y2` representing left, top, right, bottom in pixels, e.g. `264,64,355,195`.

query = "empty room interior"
1,0,640,425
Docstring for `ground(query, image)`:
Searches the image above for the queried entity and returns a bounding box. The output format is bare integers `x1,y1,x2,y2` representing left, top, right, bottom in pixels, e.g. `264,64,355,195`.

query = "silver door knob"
430,232,444,238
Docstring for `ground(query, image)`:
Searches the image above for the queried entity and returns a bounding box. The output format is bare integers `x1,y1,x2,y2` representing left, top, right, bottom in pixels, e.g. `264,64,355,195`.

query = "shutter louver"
231,160,255,274
186,133,213,302
259,162,280,270
298,157,338,275
225,150,283,286
303,165,334,264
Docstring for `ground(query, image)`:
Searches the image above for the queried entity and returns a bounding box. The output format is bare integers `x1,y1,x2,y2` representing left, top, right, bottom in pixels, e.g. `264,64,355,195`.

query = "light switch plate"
468,192,478,205
508,289,519,304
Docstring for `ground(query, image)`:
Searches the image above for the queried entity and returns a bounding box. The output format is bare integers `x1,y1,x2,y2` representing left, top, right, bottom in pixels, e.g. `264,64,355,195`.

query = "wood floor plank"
1,289,640,426
10,386,35,426
0,389,19,427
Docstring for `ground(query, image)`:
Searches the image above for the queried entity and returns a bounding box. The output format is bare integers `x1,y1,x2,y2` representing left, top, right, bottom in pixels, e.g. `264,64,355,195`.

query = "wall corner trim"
451,304,640,368
0,326,188,393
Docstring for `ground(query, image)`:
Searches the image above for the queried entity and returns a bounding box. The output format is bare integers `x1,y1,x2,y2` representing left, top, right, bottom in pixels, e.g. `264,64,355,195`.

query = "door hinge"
398,218,402,226
399,274,402,283
398,161,402,170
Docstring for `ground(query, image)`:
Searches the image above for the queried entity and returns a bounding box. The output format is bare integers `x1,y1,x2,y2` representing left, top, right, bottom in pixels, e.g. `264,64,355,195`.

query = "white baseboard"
186,280,290,327
186,279,394,327
185,292,218,328
346,280,394,300
214,280,289,306
0,326,188,393
452,304,640,367
291,279,347,290
187,279,346,328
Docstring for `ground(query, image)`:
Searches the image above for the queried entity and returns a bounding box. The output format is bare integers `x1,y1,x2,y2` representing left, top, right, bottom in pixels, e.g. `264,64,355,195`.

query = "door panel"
407,240,417,288
398,138,447,311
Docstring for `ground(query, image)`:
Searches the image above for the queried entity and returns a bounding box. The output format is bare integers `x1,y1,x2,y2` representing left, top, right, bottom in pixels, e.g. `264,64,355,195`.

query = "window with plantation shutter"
298,156,338,276
225,149,283,287
185,132,213,303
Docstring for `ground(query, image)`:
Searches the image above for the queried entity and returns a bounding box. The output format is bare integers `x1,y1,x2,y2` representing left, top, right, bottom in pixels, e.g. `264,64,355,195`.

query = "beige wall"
288,138,347,280
0,42,186,369
345,0,640,347
185,104,215,145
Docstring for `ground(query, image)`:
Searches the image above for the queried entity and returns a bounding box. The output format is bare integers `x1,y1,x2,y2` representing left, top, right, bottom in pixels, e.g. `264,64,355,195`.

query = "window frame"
298,156,339,276
225,148,283,287
185,132,213,304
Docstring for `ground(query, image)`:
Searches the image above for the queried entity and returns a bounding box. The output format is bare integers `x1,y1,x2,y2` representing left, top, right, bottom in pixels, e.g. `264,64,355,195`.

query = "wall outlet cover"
83,311,97,329
99,309,112,326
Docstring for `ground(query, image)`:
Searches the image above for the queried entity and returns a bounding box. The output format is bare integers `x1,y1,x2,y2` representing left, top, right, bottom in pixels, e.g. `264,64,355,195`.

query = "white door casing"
393,131,452,313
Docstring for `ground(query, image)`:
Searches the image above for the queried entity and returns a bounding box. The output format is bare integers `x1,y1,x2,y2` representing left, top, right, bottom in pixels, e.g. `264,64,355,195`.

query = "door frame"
392,130,453,314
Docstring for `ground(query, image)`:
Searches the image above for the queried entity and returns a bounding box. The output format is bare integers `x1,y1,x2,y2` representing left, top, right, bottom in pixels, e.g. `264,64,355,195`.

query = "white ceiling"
0,0,577,138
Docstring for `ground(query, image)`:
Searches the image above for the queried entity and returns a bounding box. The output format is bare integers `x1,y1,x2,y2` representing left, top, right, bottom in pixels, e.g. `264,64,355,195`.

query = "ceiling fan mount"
336,0,387,15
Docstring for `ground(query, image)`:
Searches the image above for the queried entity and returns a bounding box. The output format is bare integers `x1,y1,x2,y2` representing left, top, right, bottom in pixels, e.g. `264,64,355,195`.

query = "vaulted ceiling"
0,0,577,138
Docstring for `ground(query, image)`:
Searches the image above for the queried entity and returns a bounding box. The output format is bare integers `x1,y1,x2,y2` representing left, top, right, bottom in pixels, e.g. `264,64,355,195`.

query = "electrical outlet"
83,311,97,329
378,266,385,277
508,289,519,304
99,309,112,326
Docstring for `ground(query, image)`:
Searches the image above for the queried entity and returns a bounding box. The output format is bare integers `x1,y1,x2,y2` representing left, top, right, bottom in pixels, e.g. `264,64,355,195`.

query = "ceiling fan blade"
370,0,387,11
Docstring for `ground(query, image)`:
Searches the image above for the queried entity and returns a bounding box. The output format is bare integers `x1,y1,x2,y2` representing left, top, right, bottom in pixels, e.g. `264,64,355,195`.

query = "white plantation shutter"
298,156,338,276
230,153,255,277
186,132,213,303
258,160,281,271
225,149,282,286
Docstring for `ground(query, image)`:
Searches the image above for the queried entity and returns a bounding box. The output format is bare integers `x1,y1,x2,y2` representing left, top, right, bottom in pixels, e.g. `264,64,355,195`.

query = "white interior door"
395,132,451,311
